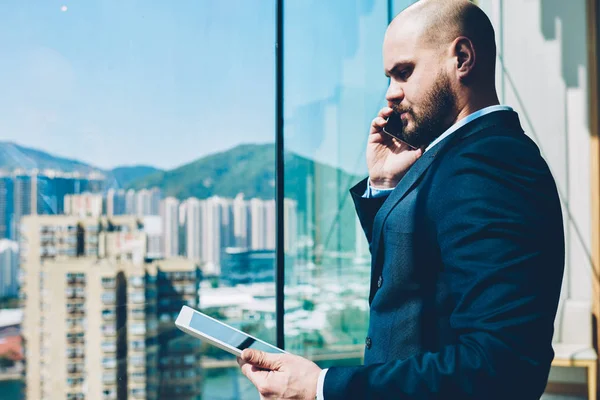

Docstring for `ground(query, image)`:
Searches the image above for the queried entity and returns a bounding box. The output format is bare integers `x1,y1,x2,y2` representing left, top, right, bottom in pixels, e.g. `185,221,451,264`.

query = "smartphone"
383,112,419,149
175,305,286,356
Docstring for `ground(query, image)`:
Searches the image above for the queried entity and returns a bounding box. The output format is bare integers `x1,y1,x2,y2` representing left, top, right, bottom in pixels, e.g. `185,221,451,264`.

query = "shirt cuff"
316,368,328,400
362,178,396,198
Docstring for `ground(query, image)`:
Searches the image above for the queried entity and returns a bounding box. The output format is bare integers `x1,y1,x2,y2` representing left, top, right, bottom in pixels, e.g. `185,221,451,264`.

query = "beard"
391,72,457,149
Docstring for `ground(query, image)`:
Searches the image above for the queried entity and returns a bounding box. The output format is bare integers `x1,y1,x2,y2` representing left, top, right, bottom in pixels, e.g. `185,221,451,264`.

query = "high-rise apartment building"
0,176,14,240
106,189,127,217
13,174,32,241
184,198,202,262
161,197,180,258
143,216,163,260
201,197,228,275
20,214,202,400
264,199,275,251
232,194,249,249
0,239,18,298
249,198,275,251
135,189,161,217
249,198,265,251
64,193,103,218
125,189,136,216
283,198,298,255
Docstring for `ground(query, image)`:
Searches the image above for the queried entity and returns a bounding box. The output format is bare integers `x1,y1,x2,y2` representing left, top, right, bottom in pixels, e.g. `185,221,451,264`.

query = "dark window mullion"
275,0,285,350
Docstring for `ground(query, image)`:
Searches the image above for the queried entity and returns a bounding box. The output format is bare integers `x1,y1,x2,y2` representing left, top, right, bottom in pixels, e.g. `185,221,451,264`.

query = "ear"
452,36,476,81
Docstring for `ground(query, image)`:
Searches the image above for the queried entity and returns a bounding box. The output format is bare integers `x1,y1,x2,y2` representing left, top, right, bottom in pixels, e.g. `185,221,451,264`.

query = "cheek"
402,85,425,110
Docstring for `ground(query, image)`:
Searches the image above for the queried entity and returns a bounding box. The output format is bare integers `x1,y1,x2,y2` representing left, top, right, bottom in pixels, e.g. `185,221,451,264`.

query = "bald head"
389,0,497,80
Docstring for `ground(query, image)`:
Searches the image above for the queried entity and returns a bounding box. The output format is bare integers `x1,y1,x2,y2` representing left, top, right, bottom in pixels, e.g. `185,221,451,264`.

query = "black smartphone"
383,112,419,149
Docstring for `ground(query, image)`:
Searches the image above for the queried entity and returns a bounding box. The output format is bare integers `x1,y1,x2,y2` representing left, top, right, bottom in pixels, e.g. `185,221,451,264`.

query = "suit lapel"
367,110,522,303
370,149,437,265
367,149,439,303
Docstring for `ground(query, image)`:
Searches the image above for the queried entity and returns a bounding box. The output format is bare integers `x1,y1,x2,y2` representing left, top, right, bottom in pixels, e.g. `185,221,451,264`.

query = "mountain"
0,140,363,251
128,143,363,251
129,143,276,200
0,141,99,173
109,166,162,188
127,143,362,204
0,142,162,185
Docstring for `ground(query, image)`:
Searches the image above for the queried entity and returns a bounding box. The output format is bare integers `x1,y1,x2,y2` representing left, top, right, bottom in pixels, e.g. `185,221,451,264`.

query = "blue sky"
0,1,403,173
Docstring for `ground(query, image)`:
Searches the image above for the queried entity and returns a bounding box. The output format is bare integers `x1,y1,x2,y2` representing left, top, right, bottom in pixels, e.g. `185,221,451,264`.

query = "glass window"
283,0,389,364
0,2,275,398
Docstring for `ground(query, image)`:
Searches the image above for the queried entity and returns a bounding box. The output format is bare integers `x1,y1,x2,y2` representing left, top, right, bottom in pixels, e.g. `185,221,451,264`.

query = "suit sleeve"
350,177,389,246
325,136,565,399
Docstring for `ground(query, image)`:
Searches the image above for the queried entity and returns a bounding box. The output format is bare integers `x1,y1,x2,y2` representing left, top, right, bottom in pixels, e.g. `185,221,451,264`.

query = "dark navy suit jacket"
323,110,565,399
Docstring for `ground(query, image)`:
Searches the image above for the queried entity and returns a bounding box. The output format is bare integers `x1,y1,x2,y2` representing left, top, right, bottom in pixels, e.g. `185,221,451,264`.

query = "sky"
0,0,405,173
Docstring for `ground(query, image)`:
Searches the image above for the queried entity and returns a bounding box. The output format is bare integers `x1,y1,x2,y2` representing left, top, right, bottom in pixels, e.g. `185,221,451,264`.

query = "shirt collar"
424,105,514,153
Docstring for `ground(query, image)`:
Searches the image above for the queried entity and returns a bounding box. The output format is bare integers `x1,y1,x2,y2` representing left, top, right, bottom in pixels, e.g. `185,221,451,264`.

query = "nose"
385,80,404,107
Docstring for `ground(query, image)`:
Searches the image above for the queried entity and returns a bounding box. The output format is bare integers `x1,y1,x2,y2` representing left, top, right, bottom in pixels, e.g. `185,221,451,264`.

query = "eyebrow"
384,61,413,78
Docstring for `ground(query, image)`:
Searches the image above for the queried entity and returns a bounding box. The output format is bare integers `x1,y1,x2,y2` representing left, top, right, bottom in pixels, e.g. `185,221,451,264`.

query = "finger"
240,361,255,378
378,107,393,118
242,349,281,370
413,147,424,160
240,362,270,388
237,356,245,367
370,116,388,135
372,116,387,129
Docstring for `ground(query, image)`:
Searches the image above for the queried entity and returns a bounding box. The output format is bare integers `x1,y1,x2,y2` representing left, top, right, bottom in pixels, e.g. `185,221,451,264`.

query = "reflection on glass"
283,0,389,365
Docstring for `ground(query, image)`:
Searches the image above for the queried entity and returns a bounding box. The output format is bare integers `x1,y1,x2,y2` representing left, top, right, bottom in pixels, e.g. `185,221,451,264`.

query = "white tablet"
175,305,286,357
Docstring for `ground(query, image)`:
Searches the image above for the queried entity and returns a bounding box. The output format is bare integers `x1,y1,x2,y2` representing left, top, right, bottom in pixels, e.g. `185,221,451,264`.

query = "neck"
452,89,500,125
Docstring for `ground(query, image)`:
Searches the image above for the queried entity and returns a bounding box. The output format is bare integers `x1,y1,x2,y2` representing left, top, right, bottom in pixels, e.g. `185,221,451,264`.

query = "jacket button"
377,276,383,288
365,336,372,349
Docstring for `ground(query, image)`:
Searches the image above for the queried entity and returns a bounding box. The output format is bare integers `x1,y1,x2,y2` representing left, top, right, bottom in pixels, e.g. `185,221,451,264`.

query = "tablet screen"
189,312,283,353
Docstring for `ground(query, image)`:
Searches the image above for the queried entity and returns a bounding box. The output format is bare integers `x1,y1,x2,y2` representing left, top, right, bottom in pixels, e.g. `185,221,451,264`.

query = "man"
238,0,565,398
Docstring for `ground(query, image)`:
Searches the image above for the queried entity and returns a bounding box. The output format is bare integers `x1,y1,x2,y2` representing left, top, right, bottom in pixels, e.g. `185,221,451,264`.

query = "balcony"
102,358,117,369
102,325,117,336
101,294,116,305
130,356,145,368
102,390,117,400
102,310,116,321
66,377,85,388
66,293,86,302
130,276,144,288
101,342,117,353
130,372,146,383
130,388,146,398
129,292,145,304
67,365,84,374
129,341,145,352
129,308,145,320
67,325,84,334
102,279,116,289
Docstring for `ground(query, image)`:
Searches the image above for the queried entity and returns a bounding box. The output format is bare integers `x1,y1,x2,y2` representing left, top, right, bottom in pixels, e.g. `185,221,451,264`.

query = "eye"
399,68,412,81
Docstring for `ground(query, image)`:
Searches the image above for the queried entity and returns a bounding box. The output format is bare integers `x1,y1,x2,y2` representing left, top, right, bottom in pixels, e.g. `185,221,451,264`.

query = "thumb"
241,349,281,370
